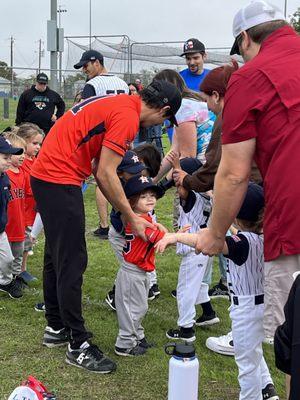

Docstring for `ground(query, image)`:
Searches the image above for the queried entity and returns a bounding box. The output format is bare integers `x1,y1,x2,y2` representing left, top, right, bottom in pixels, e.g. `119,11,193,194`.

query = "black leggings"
31,177,89,347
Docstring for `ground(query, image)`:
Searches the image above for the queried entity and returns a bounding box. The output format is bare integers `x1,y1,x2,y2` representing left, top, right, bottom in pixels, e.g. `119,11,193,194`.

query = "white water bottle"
165,342,199,400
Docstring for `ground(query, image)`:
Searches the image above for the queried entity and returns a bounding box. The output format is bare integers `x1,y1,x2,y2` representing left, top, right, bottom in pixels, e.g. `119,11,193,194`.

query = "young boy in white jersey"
156,183,279,400
165,157,219,342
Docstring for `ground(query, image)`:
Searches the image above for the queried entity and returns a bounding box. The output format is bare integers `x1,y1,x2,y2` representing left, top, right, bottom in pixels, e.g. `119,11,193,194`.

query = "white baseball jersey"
225,231,264,296
83,74,129,98
176,191,211,255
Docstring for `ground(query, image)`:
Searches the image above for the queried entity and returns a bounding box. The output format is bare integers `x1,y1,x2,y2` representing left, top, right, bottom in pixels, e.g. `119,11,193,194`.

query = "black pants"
31,177,89,346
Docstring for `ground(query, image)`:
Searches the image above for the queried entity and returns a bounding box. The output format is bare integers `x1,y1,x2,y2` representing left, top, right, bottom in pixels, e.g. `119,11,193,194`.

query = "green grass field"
0,98,286,399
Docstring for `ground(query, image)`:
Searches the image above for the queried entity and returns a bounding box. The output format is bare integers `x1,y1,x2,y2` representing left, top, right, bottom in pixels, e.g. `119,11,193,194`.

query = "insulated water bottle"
165,342,199,400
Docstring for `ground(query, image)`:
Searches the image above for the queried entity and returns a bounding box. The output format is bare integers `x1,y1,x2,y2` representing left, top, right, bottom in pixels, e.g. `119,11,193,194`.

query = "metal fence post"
3,98,9,119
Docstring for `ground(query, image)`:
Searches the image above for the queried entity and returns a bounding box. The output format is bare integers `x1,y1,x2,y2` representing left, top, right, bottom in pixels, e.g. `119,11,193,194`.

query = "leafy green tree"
0,61,17,81
290,8,300,34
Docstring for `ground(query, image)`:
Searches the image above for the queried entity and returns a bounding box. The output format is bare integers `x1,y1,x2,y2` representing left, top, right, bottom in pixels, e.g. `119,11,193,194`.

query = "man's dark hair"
247,20,289,44
134,143,161,177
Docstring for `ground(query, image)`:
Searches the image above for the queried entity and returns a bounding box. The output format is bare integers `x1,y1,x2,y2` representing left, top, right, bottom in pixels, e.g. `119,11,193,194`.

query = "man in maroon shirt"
195,0,300,366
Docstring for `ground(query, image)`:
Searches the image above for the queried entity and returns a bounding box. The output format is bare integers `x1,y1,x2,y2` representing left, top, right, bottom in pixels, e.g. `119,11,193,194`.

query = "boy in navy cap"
0,136,24,298
114,174,166,357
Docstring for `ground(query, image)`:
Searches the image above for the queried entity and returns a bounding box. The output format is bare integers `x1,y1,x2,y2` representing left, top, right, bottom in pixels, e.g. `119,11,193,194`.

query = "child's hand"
154,222,169,233
171,153,181,170
155,233,177,253
178,224,191,233
165,150,180,165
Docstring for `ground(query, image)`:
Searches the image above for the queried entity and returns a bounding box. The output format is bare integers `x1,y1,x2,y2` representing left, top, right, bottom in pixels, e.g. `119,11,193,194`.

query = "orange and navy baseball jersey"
31,94,141,186
123,214,165,272
21,157,36,226
6,169,28,242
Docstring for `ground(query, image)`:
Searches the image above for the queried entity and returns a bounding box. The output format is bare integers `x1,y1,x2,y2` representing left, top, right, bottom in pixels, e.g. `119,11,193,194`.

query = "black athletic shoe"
166,327,196,342
262,384,279,400
171,289,177,298
105,290,116,311
195,313,220,327
138,337,155,349
148,287,155,301
93,226,109,239
66,343,116,373
208,279,229,299
0,279,23,299
34,302,46,312
115,344,147,357
42,326,69,348
14,275,28,289
151,284,160,297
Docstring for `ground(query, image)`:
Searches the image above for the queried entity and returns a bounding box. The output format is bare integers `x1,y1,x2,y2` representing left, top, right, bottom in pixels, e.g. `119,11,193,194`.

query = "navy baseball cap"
117,151,146,174
36,73,48,84
0,136,24,155
74,50,104,69
180,157,202,175
124,174,164,199
180,38,206,57
144,80,182,127
237,182,264,222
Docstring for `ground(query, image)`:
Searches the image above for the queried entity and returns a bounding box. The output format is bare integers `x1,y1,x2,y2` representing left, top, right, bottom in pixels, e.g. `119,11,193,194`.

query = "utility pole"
10,36,14,97
284,0,288,18
49,0,58,91
57,5,67,92
38,39,42,73
89,0,92,49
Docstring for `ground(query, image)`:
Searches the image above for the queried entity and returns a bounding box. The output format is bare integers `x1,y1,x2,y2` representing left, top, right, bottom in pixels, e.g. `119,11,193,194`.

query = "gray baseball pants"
115,261,150,349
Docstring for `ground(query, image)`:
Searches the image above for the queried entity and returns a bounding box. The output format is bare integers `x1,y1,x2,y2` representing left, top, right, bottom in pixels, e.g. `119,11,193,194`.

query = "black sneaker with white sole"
105,290,116,311
151,284,160,297
166,327,196,342
42,326,69,348
148,287,155,301
93,226,109,239
138,337,155,349
0,279,23,299
66,343,116,373
262,384,279,400
115,344,147,357
208,279,229,299
195,313,220,327
171,289,177,298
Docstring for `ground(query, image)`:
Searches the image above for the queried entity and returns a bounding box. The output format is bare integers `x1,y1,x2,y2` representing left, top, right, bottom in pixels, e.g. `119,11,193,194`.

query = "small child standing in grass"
163,156,218,343
1,133,27,297
17,123,44,282
114,174,166,357
156,183,279,400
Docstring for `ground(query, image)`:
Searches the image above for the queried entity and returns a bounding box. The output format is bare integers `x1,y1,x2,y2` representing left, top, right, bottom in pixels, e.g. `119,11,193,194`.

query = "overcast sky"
1,0,298,76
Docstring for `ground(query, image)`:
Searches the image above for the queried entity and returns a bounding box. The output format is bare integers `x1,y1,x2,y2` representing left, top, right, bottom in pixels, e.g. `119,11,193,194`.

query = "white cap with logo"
230,0,285,55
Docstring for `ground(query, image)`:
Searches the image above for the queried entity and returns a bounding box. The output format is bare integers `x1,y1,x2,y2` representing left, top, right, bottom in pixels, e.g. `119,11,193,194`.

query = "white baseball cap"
230,0,285,55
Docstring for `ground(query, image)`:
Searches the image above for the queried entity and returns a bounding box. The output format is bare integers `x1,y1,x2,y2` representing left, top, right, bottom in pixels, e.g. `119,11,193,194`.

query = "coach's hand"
195,228,225,256
130,215,154,241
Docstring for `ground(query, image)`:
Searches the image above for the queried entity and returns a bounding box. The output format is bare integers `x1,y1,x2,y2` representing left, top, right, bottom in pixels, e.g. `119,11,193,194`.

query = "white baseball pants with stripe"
177,252,210,328
230,296,273,400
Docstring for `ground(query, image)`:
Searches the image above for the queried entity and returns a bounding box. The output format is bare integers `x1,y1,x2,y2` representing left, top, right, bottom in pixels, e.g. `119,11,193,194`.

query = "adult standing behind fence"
74,50,129,239
15,73,65,135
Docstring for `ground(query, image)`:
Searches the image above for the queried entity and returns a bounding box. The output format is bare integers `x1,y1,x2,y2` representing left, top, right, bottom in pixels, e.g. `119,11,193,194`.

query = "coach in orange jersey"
30,80,181,373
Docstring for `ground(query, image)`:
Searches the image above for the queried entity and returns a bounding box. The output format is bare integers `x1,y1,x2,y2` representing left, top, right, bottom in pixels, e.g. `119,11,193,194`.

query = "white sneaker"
263,336,274,345
206,331,235,356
